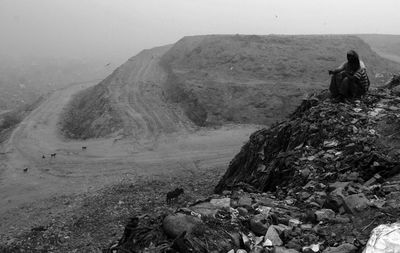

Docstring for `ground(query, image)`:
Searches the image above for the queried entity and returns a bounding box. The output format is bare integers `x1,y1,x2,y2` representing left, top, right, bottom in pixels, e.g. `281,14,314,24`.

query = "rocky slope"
215,88,400,193
61,35,400,139
104,87,400,253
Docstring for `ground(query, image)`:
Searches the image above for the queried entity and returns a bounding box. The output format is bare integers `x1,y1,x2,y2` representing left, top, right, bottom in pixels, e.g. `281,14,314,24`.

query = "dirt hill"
161,35,400,127
60,35,400,139
357,34,400,63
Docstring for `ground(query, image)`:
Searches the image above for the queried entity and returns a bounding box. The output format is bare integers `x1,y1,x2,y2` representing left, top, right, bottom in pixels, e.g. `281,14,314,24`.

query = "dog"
23,167,28,172
166,188,184,204
50,153,56,158
82,146,87,150
42,155,45,159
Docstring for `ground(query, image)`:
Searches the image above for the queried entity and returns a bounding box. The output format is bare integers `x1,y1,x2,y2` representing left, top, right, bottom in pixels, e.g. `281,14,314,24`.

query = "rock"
190,201,220,217
254,236,264,245
364,173,383,186
237,207,249,216
300,168,311,178
303,181,318,190
285,238,302,251
273,247,300,253
263,238,273,247
162,213,202,238
265,226,283,246
313,191,327,206
284,198,295,205
300,224,313,231
312,224,327,236
328,181,350,191
322,243,357,253
273,224,291,234
250,214,270,235
299,191,312,200
238,196,253,207
210,198,231,208
227,250,235,253
241,232,251,249
250,246,264,253
347,172,360,182
228,232,241,247
302,244,320,253
343,193,370,214
222,190,232,195
302,210,317,223
333,215,351,223
237,249,248,253
256,205,272,215
324,190,345,212
256,197,276,207
288,219,301,228
314,209,335,221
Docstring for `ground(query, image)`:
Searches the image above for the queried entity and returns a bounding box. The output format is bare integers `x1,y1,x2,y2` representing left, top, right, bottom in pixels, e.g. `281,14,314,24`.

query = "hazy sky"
1,0,399,63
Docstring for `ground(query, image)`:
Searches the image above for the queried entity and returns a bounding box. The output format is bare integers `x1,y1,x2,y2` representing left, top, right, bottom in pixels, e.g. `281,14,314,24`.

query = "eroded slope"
61,35,400,139
60,46,194,140
161,35,400,126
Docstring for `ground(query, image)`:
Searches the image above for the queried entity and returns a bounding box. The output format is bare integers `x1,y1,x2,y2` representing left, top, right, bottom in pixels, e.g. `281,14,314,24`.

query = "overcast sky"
1,0,399,63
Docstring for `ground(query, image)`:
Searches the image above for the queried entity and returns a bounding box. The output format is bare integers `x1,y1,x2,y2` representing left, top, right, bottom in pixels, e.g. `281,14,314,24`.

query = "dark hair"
347,50,360,72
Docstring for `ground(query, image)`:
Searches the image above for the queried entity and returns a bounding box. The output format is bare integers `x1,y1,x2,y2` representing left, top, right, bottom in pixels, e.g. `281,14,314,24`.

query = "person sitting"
329,50,370,100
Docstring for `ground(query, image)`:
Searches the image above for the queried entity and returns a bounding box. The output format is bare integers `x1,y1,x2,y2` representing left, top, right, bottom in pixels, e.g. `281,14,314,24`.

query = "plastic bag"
364,222,400,253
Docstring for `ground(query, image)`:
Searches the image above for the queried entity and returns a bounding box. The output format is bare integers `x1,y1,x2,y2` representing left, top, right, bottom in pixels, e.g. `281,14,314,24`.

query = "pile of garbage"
215,89,400,193
110,88,400,253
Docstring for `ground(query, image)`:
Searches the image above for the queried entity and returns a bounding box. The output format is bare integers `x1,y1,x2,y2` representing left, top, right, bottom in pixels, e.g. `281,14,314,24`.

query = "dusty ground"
0,166,225,252
0,45,260,250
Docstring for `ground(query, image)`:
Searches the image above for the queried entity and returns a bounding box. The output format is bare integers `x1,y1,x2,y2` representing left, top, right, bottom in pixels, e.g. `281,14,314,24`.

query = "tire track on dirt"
0,45,259,215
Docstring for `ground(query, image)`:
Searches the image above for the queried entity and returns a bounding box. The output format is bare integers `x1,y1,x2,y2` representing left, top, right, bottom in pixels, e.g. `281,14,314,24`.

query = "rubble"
322,243,357,253
342,193,370,214
111,88,400,253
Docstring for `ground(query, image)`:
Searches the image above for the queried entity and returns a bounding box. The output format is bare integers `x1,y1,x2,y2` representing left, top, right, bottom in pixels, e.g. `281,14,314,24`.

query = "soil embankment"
0,45,259,218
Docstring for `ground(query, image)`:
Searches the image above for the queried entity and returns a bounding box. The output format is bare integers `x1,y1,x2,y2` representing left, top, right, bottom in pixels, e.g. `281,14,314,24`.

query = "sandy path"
0,47,260,216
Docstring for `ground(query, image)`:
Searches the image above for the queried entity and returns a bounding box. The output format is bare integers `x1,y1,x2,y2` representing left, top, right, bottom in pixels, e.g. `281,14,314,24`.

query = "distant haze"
1,0,400,64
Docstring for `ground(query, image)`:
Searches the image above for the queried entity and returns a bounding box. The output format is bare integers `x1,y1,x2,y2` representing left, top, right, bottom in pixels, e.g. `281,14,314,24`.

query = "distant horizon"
1,0,399,63
2,33,400,60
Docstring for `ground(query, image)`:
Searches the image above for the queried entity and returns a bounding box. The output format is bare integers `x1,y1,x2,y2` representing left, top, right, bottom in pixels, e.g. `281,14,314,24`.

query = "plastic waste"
364,222,400,253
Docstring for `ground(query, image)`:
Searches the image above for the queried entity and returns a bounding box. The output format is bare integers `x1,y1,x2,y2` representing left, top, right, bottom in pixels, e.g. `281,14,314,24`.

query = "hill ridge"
60,34,400,140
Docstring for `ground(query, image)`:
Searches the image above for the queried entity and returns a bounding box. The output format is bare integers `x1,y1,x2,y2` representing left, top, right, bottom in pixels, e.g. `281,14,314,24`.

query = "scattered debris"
111,88,400,252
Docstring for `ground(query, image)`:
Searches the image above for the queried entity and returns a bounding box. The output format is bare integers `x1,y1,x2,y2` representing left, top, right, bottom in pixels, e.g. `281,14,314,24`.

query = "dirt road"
0,46,260,217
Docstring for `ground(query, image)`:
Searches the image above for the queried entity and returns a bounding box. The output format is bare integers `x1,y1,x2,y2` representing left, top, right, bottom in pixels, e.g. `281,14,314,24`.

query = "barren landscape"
0,43,260,244
1,34,400,251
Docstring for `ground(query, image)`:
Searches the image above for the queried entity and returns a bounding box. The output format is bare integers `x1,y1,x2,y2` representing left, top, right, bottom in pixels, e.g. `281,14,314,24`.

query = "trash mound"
215,89,400,193
109,88,400,253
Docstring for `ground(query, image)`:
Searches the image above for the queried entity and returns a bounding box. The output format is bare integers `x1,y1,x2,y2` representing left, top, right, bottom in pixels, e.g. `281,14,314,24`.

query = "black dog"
166,188,184,204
